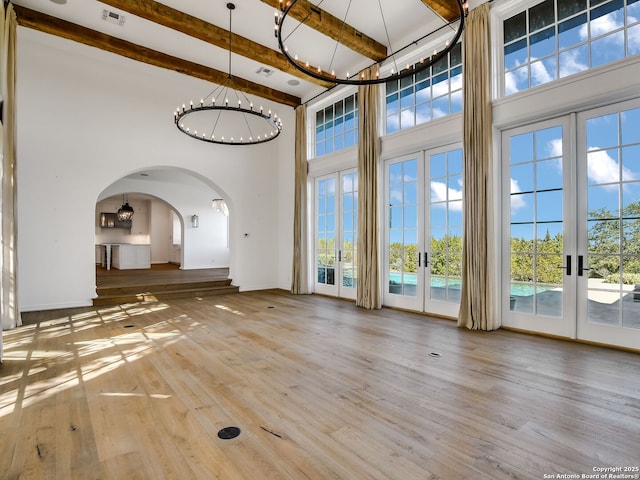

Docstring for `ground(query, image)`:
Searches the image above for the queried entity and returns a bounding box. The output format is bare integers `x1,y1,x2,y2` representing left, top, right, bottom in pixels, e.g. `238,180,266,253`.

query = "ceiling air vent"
256,66,275,78
102,9,126,26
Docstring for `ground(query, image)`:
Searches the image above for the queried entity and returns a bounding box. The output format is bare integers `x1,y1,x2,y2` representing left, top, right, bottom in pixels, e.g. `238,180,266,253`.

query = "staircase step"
96,279,232,297
93,282,239,306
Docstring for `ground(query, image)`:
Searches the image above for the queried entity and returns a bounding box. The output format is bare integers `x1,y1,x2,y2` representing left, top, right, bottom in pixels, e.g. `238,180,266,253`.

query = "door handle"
557,255,571,275
424,252,429,266
578,255,589,276
338,250,342,262
418,252,421,268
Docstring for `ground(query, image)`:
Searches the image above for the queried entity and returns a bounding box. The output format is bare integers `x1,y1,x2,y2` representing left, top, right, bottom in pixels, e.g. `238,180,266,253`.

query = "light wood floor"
2,291,639,479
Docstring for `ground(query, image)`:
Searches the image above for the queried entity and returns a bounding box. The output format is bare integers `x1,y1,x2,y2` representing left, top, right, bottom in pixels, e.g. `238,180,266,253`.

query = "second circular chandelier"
275,0,466,85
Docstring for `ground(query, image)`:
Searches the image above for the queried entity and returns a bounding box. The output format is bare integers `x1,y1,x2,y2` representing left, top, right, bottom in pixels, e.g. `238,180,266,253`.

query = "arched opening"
93,168,234,304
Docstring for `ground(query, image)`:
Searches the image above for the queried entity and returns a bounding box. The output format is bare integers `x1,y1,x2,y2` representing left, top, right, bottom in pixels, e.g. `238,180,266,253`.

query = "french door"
314,170,358,300
576,101,640,350
502,99,640,350
384,146,463,317
501,118,576,338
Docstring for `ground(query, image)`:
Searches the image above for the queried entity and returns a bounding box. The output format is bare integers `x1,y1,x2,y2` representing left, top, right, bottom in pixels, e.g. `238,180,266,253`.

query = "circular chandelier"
174,3,283,145
275,0,466,85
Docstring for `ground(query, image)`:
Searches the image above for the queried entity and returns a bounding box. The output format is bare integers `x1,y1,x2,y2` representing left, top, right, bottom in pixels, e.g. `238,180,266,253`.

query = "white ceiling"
11,0,456,105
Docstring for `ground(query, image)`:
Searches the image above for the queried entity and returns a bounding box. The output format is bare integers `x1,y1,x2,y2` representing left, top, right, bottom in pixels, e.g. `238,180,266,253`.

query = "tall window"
385,43,462,134
504,0,640,95
315,93,358,157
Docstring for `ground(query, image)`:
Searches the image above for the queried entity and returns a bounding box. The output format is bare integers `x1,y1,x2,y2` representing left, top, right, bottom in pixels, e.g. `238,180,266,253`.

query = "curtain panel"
291,104,310,294
457,3,499,331
356,68,382,309
1,2,20,363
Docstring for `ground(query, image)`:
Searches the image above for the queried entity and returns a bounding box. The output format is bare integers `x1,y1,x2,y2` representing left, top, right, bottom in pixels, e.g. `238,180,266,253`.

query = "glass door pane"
426,147,463,317
340,172,358,299
502,119,575,338
314,171,358,300
578,103,640,349
385,157,422,309
316,176,337,294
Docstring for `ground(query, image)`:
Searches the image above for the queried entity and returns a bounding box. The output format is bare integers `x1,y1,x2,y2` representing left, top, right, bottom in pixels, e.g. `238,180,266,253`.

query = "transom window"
314,93,358,157
504,0,640,95
385,43,462,134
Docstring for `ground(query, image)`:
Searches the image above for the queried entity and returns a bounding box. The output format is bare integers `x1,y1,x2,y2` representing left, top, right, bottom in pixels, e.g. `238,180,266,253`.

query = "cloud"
587,11,623,38
531,59,554,86
559,48,588,78
505,68,527,95
430,181,463,210
588,148,636,183
510,178,527,210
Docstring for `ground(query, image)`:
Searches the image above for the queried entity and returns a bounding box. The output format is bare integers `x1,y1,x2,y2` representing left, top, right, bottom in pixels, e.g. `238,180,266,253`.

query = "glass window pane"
559,13,588,49
450,91,463,114
401,109,415,130
450,43,462,66
530,0,555,33
404,182,418,204
628,23,640,55
432,72,449,97
512,192,535,222
588,219,620,254
537,159,564,190
531,26,557,58
590,0,624,37
416,102,431,125
505,38,529,69
511,132,535,163
588,184,620,217
537,190,564,222
591,30,625,66
559,44,589,77
531,56,557,86
622,146,640,180
558,0,587,20
448,150,463,175
587,112,619,148
324,105,334,122
621,107,640,145
415,80,431,104
622,182,640,212
505,66,529,94
588,148,621,184
511,163,535,193
536,126,564,159
432,97,449,119
505,11,527,43
400,87,414,109
431,153,447,178
432,56,448,75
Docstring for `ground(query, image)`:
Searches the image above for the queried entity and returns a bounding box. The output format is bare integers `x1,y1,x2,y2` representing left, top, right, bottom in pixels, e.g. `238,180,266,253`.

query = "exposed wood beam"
420,0,462,23
13,6,300,108
101,0,334,89
261,0,387,62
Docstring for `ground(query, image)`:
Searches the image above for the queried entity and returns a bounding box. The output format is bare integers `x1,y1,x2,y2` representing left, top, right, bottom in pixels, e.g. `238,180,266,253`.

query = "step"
96,279,233,297
92,283,239,306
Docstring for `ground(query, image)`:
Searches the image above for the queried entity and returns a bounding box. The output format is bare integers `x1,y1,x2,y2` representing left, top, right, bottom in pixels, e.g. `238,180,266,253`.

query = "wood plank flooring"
2,290,639,479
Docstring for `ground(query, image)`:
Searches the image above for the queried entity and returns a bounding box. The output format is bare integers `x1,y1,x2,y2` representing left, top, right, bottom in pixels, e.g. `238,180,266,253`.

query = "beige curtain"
1,2,20,353
291,104,310,294
457,3,499,331
356,68,381,309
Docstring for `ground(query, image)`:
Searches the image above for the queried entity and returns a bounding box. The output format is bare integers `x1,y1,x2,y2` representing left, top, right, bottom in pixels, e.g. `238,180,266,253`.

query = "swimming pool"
389,272,556,296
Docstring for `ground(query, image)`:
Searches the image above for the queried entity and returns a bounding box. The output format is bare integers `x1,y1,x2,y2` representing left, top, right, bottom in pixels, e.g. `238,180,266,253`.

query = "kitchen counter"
97,244,150,270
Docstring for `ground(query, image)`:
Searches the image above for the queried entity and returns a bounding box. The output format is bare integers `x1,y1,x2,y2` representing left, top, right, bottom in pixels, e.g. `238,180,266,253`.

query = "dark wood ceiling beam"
419,0,462,23
13,6,300,108
261,0,387,62
101,0,333,89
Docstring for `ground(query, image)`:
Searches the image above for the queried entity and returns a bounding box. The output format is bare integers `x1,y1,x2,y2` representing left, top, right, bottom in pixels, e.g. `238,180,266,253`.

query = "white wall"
16,27,296,311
